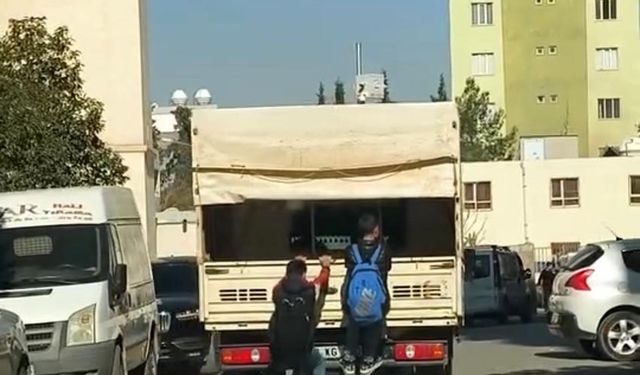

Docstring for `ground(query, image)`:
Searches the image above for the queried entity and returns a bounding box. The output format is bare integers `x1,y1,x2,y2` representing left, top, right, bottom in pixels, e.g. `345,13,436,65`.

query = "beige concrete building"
0,0,156,256
463,157,640,251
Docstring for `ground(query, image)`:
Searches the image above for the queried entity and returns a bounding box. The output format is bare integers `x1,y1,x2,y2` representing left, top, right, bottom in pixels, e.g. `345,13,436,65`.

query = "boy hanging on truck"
340,213,392,375
269,255,332,375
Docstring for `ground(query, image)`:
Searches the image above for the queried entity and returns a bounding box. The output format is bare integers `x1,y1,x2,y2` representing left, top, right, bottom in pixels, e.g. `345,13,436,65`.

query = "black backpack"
269,285,315,375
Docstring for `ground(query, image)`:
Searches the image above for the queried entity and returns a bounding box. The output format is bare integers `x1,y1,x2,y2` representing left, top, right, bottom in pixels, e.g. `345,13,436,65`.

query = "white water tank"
620,137,640,156
170,89,188,106
194,88,213,105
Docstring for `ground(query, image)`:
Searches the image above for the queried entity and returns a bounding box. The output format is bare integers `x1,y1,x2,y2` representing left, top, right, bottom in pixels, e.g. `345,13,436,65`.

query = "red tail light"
220,347,270,365
394,342,445,361
565,269,594,291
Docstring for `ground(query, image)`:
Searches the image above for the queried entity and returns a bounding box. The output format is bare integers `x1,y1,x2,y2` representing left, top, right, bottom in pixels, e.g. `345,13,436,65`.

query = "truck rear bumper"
217,340,449,372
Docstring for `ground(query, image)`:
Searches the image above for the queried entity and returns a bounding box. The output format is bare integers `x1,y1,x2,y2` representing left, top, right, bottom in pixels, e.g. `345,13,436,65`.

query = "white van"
0,187,158,375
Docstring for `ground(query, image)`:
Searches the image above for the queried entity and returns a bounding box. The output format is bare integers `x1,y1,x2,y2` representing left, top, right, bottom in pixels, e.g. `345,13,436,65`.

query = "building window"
471,53,495,76
596,0,617,20
630,176,640,204
464,182,492,210
596,47,619,70
472,3,494,25
598,98,621,119
550,94,559,103
537,95,546,104
535,0,543,4
548,0,556,3
535,46,545,56
551,178,580,207
548,45,558,55
551,242,581,256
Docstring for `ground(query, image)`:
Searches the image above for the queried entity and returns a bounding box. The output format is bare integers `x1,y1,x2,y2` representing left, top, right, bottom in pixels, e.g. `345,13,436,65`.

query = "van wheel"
496,300,509,324
596,311,640,362
112,346,126,375
143,333,159,375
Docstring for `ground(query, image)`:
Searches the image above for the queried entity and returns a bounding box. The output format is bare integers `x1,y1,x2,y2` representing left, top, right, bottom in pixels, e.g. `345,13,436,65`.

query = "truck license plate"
316,346,341,359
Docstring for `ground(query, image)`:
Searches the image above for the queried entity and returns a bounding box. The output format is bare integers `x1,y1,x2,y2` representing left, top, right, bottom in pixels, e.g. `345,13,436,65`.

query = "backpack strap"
370,244,383,265
351,244,363,264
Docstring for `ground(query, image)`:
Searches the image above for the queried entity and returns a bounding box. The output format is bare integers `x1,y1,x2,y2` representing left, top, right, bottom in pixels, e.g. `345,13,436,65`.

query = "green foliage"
456,78,517,162
334,78,345,104
317,82,326,105
431,74,449,102
159,106,193,210
0,17,127,191
382,70,391,103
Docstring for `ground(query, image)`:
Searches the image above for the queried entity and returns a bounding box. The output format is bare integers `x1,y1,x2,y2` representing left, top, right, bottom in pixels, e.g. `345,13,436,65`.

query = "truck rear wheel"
413,364,452,375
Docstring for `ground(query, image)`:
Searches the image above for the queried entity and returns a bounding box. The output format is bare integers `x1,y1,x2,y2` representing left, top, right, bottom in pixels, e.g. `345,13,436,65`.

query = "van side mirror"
523,268,532,280
114,264,128,296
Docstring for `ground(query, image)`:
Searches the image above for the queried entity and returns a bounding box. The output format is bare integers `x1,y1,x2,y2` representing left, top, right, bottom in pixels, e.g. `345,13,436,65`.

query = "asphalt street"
455,315,640,375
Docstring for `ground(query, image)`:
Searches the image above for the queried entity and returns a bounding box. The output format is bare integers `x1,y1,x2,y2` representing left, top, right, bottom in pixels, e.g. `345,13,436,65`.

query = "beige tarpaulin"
191,103,460,204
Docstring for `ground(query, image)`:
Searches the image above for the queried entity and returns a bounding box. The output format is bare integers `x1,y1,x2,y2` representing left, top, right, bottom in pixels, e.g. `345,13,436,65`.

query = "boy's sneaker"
359,356,383,375
340,352,357,375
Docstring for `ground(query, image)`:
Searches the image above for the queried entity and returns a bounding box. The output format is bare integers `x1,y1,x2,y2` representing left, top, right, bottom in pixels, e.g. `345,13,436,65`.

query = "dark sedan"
152,257,211,374
0,309,33,375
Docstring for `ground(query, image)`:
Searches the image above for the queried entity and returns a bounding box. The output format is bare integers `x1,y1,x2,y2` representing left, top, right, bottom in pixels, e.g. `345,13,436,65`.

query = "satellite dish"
171,89,188,106
194,88,212,105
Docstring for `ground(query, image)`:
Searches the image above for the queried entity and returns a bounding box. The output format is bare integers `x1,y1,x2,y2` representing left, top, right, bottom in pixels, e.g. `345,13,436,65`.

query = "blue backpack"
346,244,386,326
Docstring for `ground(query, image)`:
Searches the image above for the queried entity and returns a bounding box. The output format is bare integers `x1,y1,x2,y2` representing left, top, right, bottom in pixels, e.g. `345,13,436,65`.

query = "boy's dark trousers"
268,349,313,375
344,316,385,359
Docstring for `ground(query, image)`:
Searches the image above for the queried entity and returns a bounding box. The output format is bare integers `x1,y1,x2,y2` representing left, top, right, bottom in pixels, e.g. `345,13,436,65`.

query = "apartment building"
462,157,640,252
451,0,640,157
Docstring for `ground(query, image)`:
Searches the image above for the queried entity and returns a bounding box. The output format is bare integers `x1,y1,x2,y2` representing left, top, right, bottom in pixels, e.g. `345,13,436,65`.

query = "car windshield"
152,262,198,295
0,224,105,289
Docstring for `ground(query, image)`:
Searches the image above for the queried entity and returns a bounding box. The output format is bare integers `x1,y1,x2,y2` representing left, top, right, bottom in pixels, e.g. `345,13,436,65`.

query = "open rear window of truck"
202,197,455,261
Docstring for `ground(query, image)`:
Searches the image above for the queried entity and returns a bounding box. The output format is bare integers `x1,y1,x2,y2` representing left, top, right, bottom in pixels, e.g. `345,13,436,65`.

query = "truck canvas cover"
191,103,460,204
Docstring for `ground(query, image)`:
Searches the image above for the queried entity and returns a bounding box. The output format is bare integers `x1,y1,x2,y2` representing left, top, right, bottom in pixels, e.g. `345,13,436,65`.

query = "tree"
159,106,193,210
316,82,326,105
334,78,345,104
0,17,128,191
431,74,448,102
456,78,517,162
382,70,392,103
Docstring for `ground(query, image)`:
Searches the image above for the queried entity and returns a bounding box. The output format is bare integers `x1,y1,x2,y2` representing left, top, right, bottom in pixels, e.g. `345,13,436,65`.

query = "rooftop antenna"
603,223,623,241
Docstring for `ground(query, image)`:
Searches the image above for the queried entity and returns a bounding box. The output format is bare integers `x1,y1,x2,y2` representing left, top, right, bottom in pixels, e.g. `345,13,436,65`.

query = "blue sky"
148,0,450,108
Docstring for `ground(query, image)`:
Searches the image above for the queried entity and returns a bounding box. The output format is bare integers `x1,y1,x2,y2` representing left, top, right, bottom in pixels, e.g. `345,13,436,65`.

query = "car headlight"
67,305,95,346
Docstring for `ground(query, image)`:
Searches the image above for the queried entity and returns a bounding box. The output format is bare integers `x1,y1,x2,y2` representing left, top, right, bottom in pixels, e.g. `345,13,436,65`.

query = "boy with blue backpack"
340,213,392,375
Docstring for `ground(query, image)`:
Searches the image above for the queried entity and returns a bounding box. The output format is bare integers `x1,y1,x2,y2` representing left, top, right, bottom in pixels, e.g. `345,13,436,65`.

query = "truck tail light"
565,269,594,291
394,342,445,361
220,346,270,365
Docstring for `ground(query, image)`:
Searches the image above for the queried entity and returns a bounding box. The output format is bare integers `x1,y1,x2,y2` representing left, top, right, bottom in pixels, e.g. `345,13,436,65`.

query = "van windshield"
0,224,107,290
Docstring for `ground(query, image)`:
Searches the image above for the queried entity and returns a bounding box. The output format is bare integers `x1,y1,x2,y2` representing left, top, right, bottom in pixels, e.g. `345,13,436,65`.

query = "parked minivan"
0,187,158,375
464,246,537,325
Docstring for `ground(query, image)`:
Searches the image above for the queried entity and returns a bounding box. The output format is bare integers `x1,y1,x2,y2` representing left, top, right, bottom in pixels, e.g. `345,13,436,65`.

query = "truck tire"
414,363,452,375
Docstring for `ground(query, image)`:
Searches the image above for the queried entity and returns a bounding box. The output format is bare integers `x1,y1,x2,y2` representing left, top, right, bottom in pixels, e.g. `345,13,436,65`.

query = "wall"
502,0,589,154
450,0,506,109
586,0,640,155
463,157,640,248
0,0,156,256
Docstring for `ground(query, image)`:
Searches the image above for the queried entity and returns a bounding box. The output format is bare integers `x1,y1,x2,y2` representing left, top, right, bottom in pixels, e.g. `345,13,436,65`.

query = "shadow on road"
534,351,588,360
486,364,640,375
461,318,567,348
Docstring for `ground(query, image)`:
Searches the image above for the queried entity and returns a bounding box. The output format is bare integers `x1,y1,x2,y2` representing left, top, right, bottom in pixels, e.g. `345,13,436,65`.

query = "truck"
191,103,463,375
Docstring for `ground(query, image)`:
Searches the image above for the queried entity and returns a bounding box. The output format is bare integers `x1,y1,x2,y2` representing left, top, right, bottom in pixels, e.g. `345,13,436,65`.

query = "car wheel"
496,300,509,324
112,346,126,375
519,298,535,324
596,311,640,362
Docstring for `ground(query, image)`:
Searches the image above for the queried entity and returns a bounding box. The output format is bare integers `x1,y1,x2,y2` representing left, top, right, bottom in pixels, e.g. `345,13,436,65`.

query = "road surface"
455,316,640,375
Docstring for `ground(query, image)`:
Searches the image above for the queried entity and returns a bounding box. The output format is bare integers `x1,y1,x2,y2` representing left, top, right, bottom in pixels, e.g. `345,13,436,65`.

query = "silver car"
0,308,33,375
548,239,640,361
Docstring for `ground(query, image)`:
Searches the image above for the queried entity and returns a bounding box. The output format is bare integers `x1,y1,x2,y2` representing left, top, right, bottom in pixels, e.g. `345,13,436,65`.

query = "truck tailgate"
200,256,459,331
